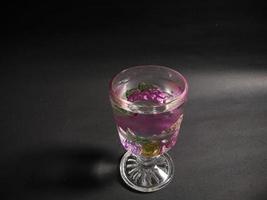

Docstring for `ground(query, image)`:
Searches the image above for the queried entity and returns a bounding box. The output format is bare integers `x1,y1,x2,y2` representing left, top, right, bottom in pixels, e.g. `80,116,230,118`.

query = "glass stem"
136,155,158,167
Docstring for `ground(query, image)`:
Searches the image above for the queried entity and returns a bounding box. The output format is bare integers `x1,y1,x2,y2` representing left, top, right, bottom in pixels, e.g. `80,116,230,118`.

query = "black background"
1,1,267,200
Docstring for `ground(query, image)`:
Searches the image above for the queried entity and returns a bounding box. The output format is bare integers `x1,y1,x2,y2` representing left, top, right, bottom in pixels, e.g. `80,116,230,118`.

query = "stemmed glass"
109,65,188,192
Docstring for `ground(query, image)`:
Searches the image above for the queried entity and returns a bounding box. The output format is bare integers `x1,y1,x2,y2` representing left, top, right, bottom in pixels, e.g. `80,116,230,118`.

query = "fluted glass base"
120,151,174,192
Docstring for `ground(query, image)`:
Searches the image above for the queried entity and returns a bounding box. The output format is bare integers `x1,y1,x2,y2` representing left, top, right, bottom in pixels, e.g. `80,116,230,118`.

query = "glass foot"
120,151,174,192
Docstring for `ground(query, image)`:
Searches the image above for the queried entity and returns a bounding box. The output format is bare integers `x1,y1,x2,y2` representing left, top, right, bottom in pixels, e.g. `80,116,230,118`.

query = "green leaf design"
135,136,150,144
125,88,139,98
138,82,155,91
120,128,151,144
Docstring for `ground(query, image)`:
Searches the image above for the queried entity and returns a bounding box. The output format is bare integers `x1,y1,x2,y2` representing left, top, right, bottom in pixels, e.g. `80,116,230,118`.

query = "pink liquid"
112,83,184,157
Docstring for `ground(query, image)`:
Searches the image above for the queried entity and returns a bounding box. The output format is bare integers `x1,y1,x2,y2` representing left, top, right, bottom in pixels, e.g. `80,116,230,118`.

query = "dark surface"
1,2,267,200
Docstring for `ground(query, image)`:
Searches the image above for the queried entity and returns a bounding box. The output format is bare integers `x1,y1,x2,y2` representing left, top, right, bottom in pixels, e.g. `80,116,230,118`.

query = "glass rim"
109,65,189,110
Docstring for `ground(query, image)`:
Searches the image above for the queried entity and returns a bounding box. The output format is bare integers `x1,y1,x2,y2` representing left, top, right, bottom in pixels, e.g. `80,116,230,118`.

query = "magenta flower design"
126,82,171,104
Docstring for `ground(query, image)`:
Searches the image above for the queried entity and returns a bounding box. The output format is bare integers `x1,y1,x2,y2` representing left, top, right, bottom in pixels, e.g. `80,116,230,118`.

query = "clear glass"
109,65,188,192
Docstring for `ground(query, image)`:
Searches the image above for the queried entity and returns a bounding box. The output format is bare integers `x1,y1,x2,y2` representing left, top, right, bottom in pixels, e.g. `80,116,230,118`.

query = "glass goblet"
109,65,188,192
